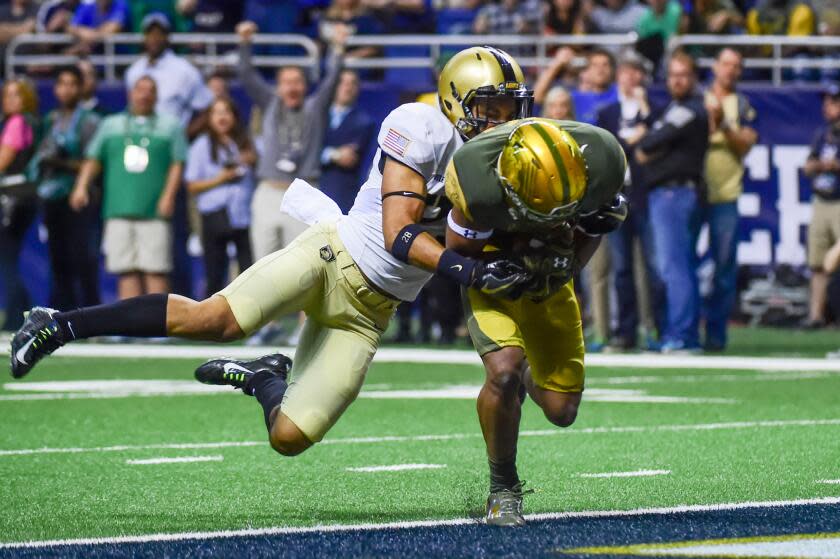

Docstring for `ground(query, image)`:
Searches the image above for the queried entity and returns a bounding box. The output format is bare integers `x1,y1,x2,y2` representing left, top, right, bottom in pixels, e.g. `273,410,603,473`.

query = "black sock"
54,294,169,340
245,371,288,430
489,454,520,492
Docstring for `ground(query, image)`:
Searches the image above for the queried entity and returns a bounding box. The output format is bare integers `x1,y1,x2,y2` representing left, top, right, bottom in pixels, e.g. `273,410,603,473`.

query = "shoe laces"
494,482,533,515
32,324,62,352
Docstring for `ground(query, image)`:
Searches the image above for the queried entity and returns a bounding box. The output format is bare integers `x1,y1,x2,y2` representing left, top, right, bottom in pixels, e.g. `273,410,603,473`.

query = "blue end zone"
5,502,839,558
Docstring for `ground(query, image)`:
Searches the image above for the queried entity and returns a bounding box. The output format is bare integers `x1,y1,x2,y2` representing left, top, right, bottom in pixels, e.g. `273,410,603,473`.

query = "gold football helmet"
496,118,588,225
438,46,532,139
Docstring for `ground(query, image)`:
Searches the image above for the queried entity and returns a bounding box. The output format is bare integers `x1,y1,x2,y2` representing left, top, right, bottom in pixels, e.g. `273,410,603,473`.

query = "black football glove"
470,256,533,299
522,242,576,301
577,193,629,237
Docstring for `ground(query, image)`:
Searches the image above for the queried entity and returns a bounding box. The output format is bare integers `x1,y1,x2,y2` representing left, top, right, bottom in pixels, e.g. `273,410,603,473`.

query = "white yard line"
578,469,671,479
817,479,840,484
5,343,840,371
1,418,839,458
125,455,223,465
1,497,839,550
346,463,446,473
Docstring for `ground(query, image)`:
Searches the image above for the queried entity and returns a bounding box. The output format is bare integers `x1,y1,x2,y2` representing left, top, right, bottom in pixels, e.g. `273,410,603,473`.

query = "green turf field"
2,346,840,545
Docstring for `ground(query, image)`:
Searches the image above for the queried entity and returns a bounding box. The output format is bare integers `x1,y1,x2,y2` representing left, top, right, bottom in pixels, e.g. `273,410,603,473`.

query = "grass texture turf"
2,349,840,547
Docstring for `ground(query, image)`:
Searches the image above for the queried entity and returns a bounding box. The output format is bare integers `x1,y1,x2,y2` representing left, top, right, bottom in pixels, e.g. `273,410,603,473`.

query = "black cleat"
10,307,66,378
194,353,292,392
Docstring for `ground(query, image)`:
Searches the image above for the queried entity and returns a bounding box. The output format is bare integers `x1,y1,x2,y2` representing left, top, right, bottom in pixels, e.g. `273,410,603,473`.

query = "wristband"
390,223,424,263
436,249,477,286
447,210,494,240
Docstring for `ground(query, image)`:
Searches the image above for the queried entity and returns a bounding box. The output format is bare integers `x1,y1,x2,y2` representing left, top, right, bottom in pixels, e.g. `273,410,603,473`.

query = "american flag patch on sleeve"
382,128,411,157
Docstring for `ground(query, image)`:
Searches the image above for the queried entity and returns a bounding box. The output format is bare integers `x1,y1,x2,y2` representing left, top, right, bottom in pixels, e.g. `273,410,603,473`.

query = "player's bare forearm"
380,156,446,272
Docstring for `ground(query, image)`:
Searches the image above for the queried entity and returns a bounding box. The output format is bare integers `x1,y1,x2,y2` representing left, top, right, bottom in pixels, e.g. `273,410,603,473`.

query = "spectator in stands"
77,58,102,113
206,70,230,99
812,0,840,82
70,76,187,299
37,0,80,34
534,47,617,124
637,0,684,44
235,19,346,261
125,13,214,136
130,0,190,33
319,0,383,60
589,0,647,34
176,0,243,34
540,85,575,119
802,84,840,329
473,0,543,35
0,0,37,41
362,0,436,33
636,52,708,353
746,0,814,37
543,0,589,36
0,0,37,76
68,0,130,54
701,48,758,350
320,70,375,213
185,96,256,296
0,77,38,332
30,66,102,311
684,0,745,34
237,19,346,344
596,50,665,351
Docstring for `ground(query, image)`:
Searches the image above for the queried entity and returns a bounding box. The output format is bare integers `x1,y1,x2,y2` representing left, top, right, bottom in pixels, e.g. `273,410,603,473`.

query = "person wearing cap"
636,52,709,354
596,50,665,351
125,12,213,135
802,84,840,329
701,48,758,350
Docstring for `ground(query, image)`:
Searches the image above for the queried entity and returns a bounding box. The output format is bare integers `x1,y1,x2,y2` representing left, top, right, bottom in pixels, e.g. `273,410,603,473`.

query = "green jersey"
86,111,187,220
445,119,626,233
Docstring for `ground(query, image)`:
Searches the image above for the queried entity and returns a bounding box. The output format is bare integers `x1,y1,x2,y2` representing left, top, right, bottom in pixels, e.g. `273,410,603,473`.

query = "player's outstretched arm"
381,158,530,298
381,157,447,272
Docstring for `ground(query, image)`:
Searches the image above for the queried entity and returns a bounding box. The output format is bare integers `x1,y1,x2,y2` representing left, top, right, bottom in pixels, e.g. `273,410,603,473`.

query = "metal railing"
5,32,321,81
669,35,840,86
6,32,840,84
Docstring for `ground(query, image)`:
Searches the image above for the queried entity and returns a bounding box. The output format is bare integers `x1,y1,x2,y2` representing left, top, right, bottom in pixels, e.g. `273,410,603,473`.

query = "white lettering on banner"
739,146,771,265
735,144,811,267
773,145,810,266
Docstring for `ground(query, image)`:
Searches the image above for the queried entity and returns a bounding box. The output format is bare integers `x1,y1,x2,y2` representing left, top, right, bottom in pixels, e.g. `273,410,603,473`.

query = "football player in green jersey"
444,117,628,526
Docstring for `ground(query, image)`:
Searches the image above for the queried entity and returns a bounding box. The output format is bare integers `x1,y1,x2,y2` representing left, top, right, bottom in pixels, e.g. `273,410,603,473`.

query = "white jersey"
337,103,463,301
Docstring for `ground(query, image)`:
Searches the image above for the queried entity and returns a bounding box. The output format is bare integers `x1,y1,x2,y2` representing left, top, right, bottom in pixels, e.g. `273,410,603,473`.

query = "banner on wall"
728,87,825,268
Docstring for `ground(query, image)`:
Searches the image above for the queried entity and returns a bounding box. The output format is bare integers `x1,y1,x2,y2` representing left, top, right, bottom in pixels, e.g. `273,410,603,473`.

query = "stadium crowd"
0,0,839,351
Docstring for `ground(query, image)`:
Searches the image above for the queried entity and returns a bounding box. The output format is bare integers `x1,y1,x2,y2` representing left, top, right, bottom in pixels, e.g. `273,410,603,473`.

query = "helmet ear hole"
444,100,453,111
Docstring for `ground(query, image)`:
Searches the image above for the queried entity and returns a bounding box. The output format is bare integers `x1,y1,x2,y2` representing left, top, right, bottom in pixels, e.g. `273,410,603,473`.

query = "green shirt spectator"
637,0,683,42
85,109,187,219
130,1,190,33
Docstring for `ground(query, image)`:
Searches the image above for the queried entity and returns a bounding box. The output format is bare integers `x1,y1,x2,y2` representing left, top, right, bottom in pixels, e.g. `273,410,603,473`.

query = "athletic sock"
245,371,288,430
54,294,169,341
489,454,521,493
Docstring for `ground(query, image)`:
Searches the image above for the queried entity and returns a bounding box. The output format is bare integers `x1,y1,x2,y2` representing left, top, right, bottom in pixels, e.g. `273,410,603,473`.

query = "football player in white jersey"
10,47,534,459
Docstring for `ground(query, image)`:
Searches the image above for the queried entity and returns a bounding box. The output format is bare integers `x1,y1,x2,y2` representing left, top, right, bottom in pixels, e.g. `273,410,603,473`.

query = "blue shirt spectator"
177,0,243,33
319,70,375,213
71,0,129,30
534,48,618,124
184,97,256,295
185,134,255,229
